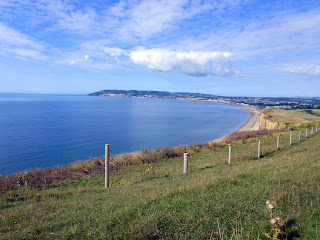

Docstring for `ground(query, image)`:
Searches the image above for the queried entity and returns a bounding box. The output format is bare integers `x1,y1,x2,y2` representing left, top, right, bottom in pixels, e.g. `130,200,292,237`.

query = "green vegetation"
262,107,320,128
0,129,283,194
1,129,319,239
304,109,320,117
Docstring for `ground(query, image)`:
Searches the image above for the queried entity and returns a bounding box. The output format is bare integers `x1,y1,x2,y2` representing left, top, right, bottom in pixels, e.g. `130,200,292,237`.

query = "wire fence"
103,125,319,188
0,125,318,194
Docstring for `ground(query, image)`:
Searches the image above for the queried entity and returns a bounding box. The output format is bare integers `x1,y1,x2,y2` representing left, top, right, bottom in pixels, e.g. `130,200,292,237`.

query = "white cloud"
0,0,242,41
101,47,125,57
0,22,43,50
279,64,320,76
0,22,45,59
115,0,188,39
129,48,237,76
58,43,241,76
174,8,320,59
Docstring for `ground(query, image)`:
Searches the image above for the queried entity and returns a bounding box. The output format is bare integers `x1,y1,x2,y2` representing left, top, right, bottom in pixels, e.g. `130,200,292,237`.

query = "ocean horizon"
0,93,249,174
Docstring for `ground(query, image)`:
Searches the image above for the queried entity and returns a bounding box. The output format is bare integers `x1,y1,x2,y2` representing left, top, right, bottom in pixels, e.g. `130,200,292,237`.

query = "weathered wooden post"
277,136,280,150
105,144,110,188
228,145,232,164
183,153,188,173
258,140,261,158
311,126,314,135
316,125,318,133
298,130,301,141
306,128,308,138
289,132,292,145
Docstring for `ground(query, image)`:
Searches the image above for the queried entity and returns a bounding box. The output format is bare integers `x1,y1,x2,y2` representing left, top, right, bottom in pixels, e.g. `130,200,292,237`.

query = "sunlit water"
0,93,249,174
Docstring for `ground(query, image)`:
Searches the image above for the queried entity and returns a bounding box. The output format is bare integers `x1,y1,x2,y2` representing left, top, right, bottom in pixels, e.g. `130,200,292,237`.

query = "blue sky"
0,0,319,97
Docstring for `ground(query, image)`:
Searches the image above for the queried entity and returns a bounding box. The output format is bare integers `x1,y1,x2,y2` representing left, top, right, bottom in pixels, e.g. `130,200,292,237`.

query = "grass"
0,128,319,239
0,129,284,194
262,107,320,128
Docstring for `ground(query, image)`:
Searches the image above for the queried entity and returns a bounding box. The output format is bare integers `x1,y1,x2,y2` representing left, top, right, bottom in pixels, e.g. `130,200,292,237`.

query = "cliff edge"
259,113,286,130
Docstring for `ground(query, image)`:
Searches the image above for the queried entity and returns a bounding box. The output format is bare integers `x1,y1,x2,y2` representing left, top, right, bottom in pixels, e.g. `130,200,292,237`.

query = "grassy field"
0,128,319,239
262,108,320,128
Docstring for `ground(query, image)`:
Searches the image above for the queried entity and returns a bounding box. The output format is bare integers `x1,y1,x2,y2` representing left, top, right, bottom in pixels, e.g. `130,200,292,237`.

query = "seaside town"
90,90,320,109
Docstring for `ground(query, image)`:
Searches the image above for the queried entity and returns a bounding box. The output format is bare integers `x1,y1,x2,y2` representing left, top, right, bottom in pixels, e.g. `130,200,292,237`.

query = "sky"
0,0,319,97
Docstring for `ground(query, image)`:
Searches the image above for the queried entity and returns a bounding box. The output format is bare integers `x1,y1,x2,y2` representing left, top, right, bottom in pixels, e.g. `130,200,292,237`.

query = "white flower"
270,218,277,225
266,200,274,209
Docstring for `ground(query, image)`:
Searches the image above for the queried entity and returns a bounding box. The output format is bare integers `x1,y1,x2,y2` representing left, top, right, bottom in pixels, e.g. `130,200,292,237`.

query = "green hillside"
1,130,319,239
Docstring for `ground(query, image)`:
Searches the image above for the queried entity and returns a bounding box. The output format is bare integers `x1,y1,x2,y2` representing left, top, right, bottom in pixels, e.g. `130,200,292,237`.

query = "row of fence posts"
104,125,318,188
227,126,318,165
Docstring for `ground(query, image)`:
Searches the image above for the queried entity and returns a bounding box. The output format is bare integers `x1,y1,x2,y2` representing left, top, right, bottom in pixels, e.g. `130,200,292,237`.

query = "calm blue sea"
0,93,249,174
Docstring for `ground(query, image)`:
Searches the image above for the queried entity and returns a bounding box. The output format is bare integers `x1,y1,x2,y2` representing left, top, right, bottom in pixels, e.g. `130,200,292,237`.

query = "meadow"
262,108,320,128
0,125,319,239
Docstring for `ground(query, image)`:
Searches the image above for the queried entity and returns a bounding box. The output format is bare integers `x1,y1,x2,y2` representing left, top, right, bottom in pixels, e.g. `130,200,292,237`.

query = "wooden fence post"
316,125,318,133
105,144,110,188
311,126,314,135
183,153,188,173
289,132,292,145
258,140,261,158
277,136,280,150
298,130,301,142
306,129,308,138
228,146,232,164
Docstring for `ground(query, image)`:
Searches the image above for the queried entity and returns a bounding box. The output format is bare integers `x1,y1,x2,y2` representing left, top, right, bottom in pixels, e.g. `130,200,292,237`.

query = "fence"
0,125,318,193
103,125,319,188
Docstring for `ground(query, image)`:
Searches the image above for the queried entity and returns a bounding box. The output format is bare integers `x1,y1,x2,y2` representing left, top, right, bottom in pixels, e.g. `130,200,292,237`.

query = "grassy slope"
263,108,320,128
0,130,319,239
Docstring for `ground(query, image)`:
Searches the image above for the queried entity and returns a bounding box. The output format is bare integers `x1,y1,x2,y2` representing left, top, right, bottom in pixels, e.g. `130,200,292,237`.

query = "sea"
0,93,249,174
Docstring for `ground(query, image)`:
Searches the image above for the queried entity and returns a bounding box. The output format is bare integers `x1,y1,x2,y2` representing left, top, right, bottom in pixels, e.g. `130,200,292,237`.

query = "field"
262,108,320,128
0,127,319,239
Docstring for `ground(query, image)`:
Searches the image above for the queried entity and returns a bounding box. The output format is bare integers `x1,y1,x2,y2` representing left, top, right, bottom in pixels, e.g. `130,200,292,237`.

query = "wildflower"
270,218,277,225
266,200,274,210
275,217,285,226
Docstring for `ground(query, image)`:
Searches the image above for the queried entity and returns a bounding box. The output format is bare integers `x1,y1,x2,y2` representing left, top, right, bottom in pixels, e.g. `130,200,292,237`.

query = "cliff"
259,113,286,130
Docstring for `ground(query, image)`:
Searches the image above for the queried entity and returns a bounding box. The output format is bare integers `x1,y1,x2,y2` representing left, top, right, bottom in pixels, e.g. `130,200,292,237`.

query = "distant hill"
89,89,320,109
88,89,220,100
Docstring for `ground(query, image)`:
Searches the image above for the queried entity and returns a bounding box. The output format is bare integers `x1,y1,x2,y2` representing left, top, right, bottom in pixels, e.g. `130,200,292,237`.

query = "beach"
213,104,261,144
235,105,261,132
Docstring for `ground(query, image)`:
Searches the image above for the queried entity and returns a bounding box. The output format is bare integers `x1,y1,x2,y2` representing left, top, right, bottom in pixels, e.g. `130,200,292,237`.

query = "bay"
0,93,249,174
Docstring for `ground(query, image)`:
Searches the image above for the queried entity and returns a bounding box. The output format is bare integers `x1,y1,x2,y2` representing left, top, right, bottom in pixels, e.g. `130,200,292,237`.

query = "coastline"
213,104,261,143
233,104,261,132
1,98,261,175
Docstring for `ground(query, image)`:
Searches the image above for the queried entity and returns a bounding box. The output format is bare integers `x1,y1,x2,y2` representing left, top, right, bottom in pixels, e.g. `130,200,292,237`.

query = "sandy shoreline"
213,103,261,143
234,104,261,132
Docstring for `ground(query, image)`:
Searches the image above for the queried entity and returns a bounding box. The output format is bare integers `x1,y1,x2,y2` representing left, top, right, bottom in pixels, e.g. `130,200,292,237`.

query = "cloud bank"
64,43,240,77
279,64,320,76
129,48,236,76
